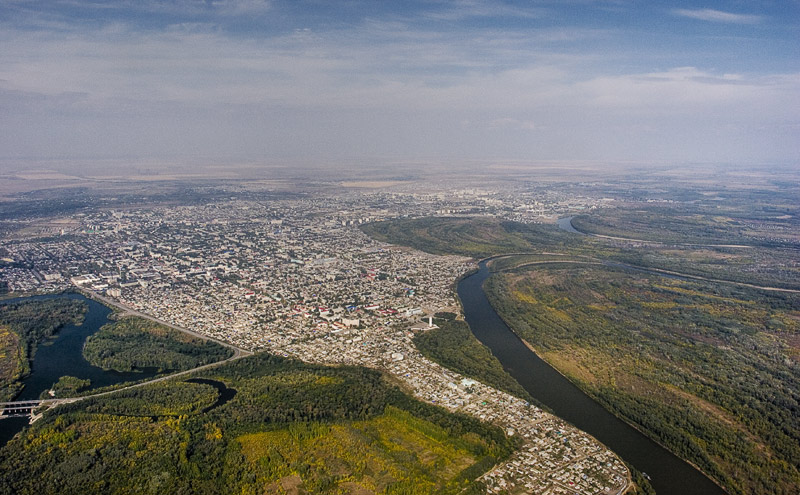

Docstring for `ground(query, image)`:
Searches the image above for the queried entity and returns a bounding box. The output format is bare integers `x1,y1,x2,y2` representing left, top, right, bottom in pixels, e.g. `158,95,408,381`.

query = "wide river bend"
458,261,725,495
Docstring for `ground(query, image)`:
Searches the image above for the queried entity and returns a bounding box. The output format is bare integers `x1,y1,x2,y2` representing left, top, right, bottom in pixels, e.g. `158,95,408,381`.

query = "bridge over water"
0,399,79,421
1,339,250,425
0,291,251,429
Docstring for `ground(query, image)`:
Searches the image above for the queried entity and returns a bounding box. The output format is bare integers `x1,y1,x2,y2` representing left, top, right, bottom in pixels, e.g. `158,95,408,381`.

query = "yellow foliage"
314,376,342,386
511,290,537,304
544,306,572,323
511,290,571,321
641,302,678,309
204,422,223,441
652,284,754,305
236,410,478,492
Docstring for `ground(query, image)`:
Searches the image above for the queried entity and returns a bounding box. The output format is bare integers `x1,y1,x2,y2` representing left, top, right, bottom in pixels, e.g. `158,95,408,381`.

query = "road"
29,343,253,422
78,288,252,358
495,256,800,294
19,289,258,420
77,349,249,401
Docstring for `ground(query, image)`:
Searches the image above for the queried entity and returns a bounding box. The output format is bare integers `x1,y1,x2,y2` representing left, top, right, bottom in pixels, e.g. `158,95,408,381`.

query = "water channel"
556,216,581,234
458,260,726,495
0,293,159,447
184,378,237,413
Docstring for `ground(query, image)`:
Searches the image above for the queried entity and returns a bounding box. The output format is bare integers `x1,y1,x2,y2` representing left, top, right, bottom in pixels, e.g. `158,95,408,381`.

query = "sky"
1,0,798,172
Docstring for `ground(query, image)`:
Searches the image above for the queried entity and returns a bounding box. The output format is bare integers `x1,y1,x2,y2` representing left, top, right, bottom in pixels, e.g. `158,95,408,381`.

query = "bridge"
0,350,249,423
1,340,250,424
0,291,253,425
0,399,79,421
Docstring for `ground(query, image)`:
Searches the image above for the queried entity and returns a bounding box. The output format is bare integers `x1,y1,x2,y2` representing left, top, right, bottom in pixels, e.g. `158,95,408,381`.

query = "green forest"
361,216,580,259
412,319,531,401
0,298,87,401
82,316,233,373
48,376,92,397
362,213,800,291
570,200,798,248
0,353,516,495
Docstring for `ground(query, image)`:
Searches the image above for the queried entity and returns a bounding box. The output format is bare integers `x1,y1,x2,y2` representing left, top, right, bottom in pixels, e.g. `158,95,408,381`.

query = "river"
556,216,581,234
184,378,237,413
0,293,160,447
457,261,726,495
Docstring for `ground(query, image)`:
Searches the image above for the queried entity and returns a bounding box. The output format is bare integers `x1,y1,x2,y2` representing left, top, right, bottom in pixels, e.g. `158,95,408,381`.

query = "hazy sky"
1,1,798,169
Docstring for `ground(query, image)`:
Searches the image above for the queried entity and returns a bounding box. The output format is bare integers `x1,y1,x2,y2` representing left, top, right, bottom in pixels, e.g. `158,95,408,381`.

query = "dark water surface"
0,293,159,446
184,378,237,413
458,261,726,495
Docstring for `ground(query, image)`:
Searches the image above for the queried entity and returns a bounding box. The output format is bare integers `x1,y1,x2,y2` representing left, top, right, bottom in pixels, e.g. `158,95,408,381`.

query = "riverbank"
514,330,727,495
457,260,726,495
0,292,247,448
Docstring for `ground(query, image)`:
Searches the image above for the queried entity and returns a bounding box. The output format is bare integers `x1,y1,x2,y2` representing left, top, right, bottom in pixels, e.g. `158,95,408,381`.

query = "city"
1,187,628,494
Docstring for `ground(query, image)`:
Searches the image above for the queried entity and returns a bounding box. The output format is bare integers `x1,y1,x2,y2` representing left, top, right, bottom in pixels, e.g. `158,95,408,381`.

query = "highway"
13,289,256,422
78,288,253,358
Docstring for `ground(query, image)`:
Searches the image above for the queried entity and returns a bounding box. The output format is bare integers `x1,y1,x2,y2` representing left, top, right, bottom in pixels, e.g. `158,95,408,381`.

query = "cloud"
591,69,791,118
463,117,540,132
212,0,271,16
673,8,763,24
421,0,545,21
5,0,272,21
0,3,797,165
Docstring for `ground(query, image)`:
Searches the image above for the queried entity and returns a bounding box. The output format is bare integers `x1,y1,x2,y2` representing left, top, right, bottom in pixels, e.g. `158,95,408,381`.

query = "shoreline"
477,256,730,494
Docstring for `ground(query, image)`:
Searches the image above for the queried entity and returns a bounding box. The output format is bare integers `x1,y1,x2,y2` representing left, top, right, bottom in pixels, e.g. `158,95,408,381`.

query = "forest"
412,318,531,401
0,298,87,401
361,216,580,259
570,205,800,290
48,376,92,397
0,353,516,495
363,212,800,291
569,196,798,248
485,264,799,495
82,316,233,373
